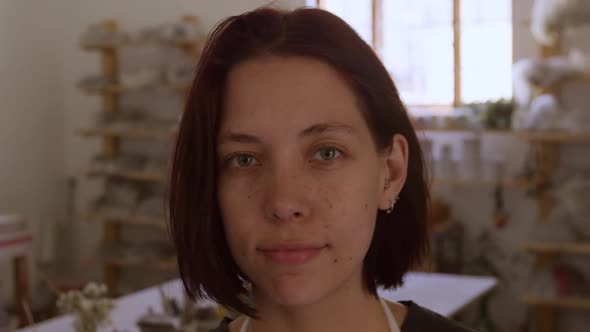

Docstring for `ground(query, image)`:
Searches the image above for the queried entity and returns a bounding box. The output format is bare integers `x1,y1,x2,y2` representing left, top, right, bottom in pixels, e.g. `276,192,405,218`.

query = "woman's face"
217,55,406,307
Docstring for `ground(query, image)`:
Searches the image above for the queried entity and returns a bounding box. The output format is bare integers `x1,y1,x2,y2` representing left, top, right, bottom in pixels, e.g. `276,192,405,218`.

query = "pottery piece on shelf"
531,0,590,46
81,22,129,45
120,68,164,89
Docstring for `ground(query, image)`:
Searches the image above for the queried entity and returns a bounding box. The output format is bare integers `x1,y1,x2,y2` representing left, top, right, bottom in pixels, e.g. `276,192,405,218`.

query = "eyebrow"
218,123,357,145
299,123,357,138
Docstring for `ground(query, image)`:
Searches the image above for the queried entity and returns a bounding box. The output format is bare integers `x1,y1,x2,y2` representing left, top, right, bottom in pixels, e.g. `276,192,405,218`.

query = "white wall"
0,0,306,304
0,0,66,303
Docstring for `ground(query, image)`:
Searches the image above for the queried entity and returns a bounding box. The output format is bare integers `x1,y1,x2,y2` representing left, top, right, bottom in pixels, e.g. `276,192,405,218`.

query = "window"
310,0,513,108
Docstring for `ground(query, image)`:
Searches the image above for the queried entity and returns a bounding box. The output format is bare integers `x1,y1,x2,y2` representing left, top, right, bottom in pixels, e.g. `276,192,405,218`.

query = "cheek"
318,174,380,259
217,177,262,260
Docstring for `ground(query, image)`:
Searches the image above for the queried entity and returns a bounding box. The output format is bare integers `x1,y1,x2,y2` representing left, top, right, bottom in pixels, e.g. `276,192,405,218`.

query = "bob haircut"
169,6,430,317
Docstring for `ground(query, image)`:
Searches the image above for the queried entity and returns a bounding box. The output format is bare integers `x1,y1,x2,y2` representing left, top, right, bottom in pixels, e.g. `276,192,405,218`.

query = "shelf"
164,37,203,49
525,242,590,256
81,38,202,51
522,295,590,311
87,169,167,183
84,213,166,229
81,84,135,94
419,128,512,135
80,82,191,95
565,73,590,85
420,129,590,143
433,178,526,188
77,126,176,139
104,257,176,271
80,40,133,50
518,131,590,143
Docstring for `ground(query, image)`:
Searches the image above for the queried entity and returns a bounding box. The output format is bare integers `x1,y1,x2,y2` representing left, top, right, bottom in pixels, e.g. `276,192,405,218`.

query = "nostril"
293,211,302,218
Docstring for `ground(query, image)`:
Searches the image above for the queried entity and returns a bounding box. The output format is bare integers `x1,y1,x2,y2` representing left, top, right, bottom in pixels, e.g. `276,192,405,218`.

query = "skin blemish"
333,258,339,263
364,203,368,209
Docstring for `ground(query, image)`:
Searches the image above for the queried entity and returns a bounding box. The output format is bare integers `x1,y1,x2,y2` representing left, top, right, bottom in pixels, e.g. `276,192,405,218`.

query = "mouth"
257,243,327,265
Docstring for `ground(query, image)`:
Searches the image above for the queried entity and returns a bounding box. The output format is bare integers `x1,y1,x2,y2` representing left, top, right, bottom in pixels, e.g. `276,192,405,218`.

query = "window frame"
315,0,513,108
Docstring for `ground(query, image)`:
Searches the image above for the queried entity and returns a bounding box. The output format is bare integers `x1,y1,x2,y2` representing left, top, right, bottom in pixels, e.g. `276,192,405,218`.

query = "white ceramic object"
166,64,195,85
110,183,142,207
120,68,163,89
460,138,482,180
524,94,562,130
81,23,129,45
554,176,590,239
531,0,590,46
436,144,456,179
482,156,506,182
512,49,588,111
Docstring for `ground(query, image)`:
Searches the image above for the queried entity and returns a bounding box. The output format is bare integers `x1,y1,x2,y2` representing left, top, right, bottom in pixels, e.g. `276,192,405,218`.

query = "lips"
258,243,326,265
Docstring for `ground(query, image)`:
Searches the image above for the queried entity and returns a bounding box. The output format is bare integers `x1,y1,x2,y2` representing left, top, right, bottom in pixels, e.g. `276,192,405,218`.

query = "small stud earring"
385,196,399,214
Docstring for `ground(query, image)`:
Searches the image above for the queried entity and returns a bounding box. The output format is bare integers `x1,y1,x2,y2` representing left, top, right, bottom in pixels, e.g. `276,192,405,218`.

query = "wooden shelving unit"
421,129,590,143
104,257,176,271
78,17,202,292
420,128,512,135
521,131,590,143
81,37,203,51
87,169,167,183
84,213,166,229
525,242,590,256
418,17,590,332
433,178,526,188
80,82,191,95
522,26,590,332
78,126,176,139
522,295,590,311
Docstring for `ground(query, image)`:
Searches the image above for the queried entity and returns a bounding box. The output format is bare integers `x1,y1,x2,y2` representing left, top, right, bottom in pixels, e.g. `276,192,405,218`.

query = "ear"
378,134,409,211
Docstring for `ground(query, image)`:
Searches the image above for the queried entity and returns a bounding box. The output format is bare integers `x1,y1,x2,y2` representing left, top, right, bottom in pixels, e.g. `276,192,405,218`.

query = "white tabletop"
18,272,496,332
379,272,497,317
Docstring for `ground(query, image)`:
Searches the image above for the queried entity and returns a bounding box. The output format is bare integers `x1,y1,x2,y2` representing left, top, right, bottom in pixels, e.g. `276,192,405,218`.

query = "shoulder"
210,317,232,332
400,301,477,332
210,316,248,332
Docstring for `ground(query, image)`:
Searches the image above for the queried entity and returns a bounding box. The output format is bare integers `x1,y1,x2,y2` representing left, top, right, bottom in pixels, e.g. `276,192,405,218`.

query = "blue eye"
229,154,258,168
314,147,342,161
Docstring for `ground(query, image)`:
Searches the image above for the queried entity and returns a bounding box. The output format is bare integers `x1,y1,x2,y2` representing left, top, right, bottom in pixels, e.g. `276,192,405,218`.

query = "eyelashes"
221,145,347,171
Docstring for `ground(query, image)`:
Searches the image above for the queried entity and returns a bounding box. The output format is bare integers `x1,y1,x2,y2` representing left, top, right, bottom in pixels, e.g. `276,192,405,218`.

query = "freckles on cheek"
326,197,334,209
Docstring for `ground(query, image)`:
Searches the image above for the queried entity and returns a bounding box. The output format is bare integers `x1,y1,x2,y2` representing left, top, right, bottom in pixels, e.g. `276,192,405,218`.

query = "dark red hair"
168,6,429,317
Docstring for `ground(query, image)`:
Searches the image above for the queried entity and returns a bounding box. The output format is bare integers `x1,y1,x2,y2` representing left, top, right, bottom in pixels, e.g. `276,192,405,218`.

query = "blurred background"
1,0,589,331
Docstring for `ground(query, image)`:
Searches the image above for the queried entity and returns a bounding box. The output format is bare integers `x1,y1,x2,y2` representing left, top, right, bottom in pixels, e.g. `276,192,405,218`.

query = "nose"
263,167,310,223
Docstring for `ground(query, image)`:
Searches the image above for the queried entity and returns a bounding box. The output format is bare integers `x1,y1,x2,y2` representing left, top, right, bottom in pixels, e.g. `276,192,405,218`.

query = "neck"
249,283,390,332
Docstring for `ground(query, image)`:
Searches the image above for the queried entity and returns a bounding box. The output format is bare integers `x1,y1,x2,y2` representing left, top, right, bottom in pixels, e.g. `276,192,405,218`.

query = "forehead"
221,55,366,134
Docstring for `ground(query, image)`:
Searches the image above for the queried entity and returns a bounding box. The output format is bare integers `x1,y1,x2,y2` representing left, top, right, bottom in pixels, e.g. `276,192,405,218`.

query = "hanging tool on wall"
492,181,510,229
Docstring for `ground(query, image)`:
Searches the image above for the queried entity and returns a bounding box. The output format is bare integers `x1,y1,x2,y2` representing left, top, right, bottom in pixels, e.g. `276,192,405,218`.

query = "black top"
211,301,476,332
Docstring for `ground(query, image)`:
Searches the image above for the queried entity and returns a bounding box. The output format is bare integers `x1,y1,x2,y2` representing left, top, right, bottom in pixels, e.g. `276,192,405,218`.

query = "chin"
261,273,333,307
